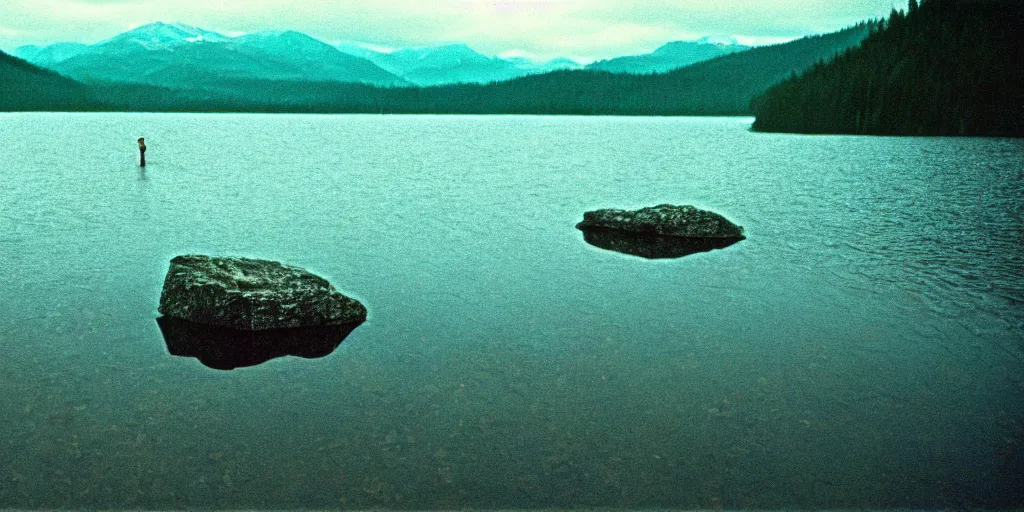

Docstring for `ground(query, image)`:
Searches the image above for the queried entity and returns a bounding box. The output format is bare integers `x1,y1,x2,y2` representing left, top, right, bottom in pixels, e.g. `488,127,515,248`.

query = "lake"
0,114,1021,509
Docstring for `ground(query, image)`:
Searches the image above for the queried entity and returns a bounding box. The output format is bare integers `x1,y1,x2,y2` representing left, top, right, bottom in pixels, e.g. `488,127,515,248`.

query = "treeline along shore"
3,1,1022,138
752,0,1024,137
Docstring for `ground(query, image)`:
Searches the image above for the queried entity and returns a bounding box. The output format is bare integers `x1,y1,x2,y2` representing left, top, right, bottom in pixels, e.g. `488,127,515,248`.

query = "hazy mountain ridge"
14,23,775,88
15,23,581,87
24,22,407,88
229,31,408,85
338,43,582,85
2,23,871,115
587,38,751,74
13,42,89,68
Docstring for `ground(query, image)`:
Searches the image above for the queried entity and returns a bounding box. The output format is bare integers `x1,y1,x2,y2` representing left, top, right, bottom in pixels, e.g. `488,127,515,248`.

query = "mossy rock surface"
158,255,367,331
577,204,745,239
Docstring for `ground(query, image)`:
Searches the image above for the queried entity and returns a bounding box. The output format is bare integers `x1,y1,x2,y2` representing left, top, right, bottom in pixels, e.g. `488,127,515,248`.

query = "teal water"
0,114,1021,509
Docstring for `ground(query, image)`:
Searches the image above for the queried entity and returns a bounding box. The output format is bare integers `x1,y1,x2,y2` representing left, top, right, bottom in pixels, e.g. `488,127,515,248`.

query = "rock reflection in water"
156,317,362,370
580,227,742,259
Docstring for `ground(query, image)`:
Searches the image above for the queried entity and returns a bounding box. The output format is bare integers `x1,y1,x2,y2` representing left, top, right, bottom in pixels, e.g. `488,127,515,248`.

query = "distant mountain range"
11,42,89,68
8,8,1019,137
12,22,756,89
14,23,407,88
587,37,750,74
2,22,871,116
12,22,579,87
337,43,583,86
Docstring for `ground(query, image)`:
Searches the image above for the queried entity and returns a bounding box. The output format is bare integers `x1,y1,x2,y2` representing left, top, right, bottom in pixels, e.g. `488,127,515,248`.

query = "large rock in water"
158,255,367,331
576,204,745,239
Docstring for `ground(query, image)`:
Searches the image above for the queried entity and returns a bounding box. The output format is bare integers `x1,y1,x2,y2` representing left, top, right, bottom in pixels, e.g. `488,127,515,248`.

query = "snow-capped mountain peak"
99,22,229,50
696,35,741,46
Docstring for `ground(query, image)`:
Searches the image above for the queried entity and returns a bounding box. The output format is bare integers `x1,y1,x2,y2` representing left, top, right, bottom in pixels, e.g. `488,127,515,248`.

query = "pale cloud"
0,0,899,59
0,27,31,39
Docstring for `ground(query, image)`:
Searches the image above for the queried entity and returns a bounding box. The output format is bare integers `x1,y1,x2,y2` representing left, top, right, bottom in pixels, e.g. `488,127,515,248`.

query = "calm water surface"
0,114,1022,509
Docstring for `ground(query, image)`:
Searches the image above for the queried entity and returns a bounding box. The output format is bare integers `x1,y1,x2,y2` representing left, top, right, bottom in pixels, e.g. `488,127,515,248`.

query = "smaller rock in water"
576,204,745,239
158,255,367,331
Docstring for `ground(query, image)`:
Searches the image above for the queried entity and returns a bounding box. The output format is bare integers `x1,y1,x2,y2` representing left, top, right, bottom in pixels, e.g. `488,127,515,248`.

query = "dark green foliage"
0,51,95,111
2,23,869,115
752,0,1024,136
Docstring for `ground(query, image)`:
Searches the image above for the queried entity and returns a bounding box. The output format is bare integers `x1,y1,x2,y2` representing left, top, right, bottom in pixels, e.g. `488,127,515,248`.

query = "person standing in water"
138,137,147,167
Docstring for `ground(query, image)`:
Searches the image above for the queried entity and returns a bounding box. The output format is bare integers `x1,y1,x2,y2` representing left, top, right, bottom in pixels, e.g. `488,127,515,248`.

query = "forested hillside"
752,0,1024,136
0,51,94,111
606,22,870,115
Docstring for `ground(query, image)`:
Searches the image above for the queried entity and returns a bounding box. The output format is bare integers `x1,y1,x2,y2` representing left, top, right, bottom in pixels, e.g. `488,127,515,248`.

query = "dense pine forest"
1,24,869,115
752,0,1024,136
0,51,95,111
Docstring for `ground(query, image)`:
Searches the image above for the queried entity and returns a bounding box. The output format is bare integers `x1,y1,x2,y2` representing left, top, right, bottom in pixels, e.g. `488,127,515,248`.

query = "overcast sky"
1,0,898,60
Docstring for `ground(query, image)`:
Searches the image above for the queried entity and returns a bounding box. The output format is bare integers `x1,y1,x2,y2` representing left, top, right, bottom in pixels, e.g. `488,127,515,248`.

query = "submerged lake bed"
0,114,1021,509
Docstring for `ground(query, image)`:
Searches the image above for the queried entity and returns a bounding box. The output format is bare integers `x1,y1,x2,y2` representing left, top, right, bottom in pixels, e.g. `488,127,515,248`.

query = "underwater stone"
157,317,360,370
576,204,745,239
158,255,367,331
581,227,742,259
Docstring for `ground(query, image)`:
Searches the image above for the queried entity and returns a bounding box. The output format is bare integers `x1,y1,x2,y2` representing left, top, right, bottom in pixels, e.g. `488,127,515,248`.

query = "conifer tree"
751,0,1024,136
